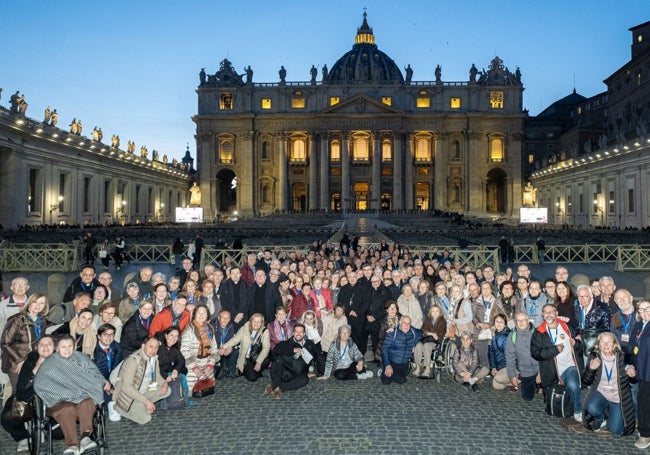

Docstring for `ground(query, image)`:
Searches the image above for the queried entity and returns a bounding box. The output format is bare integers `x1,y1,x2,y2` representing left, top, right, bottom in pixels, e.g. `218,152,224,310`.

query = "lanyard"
149,357,155,381
31,315,42,340
619,310,633,333
221,326,229,345
440,297,449,312
547,327,558,345
528,298,536,318
602,357,614,383
339,343,348,361
105,348,112,370
134,299,140,310
581,307,586,329
280,326,286,340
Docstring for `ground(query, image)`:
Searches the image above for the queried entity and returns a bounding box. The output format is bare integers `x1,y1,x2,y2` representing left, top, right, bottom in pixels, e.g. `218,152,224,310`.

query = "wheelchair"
409,337,456,382
28,395,108,455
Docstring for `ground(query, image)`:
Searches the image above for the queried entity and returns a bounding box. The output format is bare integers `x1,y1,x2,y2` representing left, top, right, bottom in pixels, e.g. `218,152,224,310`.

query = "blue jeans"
585,391,624,435
560,366,581,414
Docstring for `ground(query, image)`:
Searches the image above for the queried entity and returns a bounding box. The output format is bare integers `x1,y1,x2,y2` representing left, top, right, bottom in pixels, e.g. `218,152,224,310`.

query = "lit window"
490,137,504,162
489,92,503,109
352,137,369,161
291,139,306,161
219,140,233,164
381,168,392,176
292,98,305,109
638,34,643,43
415,137,431,161
577,107,582,114
416,97,430,108
331,168,341,176
330,141,341,162
381,140,392,161
417,168,429,175
330,97,340,106
220,93,233,110
381,97,392,106
261,99,271,109
450,98,461,109
528,154,534,164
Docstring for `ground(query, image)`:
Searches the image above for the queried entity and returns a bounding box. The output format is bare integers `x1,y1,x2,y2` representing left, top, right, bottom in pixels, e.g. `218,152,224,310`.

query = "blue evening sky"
1,1,647,162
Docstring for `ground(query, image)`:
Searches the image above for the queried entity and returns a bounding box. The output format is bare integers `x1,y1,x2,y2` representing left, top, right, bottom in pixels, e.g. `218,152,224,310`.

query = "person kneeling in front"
265,323,316,399
381,315,422,385
112,337,170,424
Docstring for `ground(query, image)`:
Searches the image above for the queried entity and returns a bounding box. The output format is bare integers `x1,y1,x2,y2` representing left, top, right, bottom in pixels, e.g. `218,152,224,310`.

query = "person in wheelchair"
34,335,110,455
412,305,447,378
1,335,54,452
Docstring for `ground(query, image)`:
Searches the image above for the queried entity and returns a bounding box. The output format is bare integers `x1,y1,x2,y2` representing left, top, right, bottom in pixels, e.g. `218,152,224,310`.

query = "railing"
2,243,650,272
0,245,78,272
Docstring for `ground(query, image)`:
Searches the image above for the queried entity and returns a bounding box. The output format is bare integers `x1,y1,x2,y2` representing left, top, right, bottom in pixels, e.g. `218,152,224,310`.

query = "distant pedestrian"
536,238,546,265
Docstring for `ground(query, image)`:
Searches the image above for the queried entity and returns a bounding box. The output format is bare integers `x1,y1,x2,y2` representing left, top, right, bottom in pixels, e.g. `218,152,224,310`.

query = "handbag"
192,377,215,398
248,328,266,362
99,249,108,258
477,328,492,340
545,384,573,418
11,397,34,421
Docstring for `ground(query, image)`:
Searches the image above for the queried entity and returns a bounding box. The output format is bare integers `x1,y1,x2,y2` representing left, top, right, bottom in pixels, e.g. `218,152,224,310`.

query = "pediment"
321,94,403,115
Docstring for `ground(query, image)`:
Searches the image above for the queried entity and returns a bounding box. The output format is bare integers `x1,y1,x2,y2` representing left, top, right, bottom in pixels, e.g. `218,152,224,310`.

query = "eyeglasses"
639,308,650,314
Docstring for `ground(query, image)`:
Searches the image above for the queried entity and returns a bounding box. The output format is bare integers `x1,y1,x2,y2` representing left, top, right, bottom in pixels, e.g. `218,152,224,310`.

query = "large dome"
326,13,404,85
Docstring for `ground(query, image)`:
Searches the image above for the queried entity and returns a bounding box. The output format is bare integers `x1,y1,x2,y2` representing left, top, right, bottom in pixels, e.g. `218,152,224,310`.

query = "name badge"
603,385,614,392
621,334,630,343
148,382,158,391
634,346,639,355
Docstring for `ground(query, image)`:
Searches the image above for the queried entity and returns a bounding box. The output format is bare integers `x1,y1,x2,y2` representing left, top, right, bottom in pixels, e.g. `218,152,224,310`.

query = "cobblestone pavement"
0,372,634,455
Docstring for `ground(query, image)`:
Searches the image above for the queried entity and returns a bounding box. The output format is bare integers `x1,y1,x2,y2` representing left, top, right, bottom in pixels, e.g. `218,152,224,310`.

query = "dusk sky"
1,1,647,162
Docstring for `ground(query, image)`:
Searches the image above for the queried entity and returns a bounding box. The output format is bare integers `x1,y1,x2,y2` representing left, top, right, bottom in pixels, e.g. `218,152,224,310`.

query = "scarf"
194,320,212,358
69,317,98,358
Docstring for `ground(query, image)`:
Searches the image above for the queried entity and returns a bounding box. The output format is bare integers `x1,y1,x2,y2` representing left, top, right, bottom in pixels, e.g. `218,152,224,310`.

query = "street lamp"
49,195,63,224
157,203,165,222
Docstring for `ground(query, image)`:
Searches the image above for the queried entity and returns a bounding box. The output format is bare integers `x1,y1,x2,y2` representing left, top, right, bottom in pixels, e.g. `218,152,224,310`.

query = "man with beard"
265,324,316,399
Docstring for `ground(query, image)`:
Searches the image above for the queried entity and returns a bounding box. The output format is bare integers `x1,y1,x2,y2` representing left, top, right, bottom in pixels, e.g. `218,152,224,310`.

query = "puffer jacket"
488,327,511,371
1,311,46,374
381,326,422,367
113,349,165,413
582,350,635,435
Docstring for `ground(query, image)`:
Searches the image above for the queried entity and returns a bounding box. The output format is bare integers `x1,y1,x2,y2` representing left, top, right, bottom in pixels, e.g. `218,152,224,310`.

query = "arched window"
382,140,392,162
261,141,271,162
291,139,306,162
353,136,369,161
330,193,341,211
452,140,461,160
219,140,233,164
415,137,431,161
490,136,504,163
330,140,341,162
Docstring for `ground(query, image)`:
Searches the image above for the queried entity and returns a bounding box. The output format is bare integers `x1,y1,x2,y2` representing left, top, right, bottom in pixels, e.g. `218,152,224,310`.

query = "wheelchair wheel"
444,340,457,377
93,405,108,453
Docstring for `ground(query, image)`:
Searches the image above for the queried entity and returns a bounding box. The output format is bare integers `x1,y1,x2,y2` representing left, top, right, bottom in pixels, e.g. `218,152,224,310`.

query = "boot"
421,366,431,378
411,365,421,377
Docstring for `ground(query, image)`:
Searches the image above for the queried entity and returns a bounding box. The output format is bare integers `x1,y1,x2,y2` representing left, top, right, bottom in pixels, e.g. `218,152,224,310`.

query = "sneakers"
635,436,650,449
573,413,583,423
356,370,373,380
263,385,274,396
79,436,97,453
107,401,121,422
63,447,79,455
16,439,28,452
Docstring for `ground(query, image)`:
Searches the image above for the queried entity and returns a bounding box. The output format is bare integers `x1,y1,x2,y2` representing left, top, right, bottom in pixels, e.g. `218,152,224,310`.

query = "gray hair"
576,284,592,296
337,324,352,336
126,282,139,291
599,276,615,286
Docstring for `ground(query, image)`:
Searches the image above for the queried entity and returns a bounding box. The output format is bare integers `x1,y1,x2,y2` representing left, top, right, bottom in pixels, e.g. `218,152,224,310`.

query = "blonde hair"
22,292,49,316
593,331,621,356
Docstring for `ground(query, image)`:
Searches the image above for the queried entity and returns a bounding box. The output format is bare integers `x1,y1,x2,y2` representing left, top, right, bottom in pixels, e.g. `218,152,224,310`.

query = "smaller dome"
326,12,404,85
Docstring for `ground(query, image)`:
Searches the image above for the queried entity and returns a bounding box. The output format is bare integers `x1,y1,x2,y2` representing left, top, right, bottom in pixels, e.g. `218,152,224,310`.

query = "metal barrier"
2,243,650,272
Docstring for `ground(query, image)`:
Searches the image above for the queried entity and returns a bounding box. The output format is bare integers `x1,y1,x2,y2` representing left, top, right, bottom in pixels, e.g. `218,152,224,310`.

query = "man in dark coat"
337,272,369,354
265,323,316,398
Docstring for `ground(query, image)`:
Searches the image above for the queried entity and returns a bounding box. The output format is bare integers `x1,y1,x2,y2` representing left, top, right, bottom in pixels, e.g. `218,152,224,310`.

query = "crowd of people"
0,235,649,452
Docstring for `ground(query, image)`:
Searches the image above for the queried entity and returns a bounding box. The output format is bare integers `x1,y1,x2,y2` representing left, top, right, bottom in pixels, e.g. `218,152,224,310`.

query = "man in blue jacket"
380,315,422,385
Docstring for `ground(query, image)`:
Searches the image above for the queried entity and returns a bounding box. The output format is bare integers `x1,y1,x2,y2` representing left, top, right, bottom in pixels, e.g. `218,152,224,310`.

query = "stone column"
342,133,350,212
372,133,381,211
277,134,288,211
198,133,213,219
320,133,329,210
506,177,513,217
405,134,414,210
434,134,447,210
238,131,255,217
308,133,318,210
393,133,403,210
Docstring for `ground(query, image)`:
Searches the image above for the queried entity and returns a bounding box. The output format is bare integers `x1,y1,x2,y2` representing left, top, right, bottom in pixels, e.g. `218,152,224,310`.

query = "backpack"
161,375,188,410
545,384,573,418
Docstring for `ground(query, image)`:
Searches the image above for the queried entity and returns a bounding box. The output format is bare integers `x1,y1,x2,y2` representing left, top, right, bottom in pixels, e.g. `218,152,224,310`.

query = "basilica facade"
194,13,525,219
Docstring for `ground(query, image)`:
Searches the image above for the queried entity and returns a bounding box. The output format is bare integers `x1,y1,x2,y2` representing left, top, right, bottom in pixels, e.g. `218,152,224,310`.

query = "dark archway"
486,168,507,213
216,169,236,213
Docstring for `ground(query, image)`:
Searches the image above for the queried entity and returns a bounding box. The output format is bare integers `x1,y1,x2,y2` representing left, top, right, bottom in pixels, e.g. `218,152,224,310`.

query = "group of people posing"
1,237,650,452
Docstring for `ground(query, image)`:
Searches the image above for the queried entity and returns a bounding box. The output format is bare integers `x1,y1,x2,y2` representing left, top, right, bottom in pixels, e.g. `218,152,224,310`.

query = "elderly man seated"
381,315,422,385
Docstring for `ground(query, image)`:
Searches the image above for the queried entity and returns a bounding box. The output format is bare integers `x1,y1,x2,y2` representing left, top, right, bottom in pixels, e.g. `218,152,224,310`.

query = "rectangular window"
628,189,635,213
168,190,173,213
416,97,430,108
135,185,141,214
330,141,341,162
381,168,392,176
417,168,429,175
381,141,392,162
103,181,110,213
450,98,461,109
567,195,572,214
220,93,233,110
579,194,584,213
261,98,271,109
330,97,340,106
330,168,341,176
83,176,91,212
528,154,534,164
291,98,305,109
381,97,392,106
609,190,615,213
148,188,153,215
490,91,504,109
59,173,67,212
28,168,41,212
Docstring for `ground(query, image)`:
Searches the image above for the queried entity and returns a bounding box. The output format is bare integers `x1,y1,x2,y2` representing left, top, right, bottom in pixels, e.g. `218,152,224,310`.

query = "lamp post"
49,195,63,224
